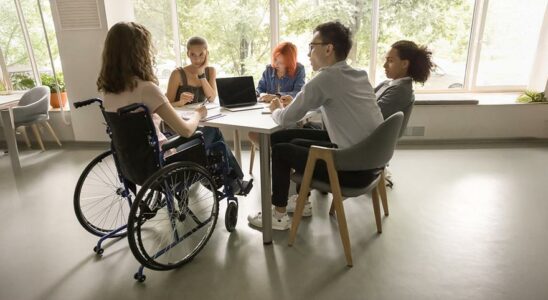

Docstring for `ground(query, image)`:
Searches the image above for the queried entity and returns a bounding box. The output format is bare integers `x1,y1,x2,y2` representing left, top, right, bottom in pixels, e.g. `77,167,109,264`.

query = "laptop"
216,76,266,111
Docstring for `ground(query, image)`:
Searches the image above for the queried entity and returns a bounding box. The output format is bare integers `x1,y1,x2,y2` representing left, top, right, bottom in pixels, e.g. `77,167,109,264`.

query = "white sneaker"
286,194,312,217
247,211,291,231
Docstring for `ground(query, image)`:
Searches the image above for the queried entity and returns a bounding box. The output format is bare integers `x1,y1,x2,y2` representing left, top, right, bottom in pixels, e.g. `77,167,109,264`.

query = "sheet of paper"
176,108,223,121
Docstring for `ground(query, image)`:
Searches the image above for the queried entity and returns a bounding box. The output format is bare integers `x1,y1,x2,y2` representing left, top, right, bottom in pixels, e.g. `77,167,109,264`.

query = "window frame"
143,0,547,93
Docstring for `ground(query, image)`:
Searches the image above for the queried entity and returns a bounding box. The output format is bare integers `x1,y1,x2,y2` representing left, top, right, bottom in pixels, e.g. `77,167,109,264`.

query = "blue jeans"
199,126,244,180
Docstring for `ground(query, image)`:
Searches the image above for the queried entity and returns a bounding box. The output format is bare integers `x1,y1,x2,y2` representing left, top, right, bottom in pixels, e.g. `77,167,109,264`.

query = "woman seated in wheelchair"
97,21,251,195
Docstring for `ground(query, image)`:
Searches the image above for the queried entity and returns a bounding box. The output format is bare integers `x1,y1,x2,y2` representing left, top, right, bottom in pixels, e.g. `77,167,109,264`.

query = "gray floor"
1,142,548,300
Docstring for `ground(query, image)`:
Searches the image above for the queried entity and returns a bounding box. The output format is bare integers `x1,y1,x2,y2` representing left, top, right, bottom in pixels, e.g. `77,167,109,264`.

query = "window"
0,0,65,100
377,0,475,90
0,0,34,89
177,0,271,82
279,0,373,79
133,0,178,89
475,0,546,87
129,0,547,93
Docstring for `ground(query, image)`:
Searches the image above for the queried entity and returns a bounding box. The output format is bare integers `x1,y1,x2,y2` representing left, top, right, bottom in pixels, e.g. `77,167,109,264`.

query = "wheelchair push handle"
74,98,103,109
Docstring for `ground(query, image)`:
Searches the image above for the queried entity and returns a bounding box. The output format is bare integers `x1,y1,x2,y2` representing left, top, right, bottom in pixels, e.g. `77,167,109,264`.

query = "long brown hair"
97,22,158,93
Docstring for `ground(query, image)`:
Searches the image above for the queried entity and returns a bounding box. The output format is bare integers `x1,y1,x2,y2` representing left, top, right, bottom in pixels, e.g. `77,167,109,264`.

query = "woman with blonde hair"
166,36,217,106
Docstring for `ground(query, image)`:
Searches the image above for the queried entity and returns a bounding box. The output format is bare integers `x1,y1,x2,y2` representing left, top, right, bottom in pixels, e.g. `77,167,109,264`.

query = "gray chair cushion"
291,172,382,197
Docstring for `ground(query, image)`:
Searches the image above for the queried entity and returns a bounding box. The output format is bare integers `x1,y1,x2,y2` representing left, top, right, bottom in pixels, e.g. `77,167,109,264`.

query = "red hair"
271,42,298,77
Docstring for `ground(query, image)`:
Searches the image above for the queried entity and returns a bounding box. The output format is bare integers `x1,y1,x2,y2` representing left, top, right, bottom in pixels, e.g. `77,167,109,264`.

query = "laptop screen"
216,76,257,107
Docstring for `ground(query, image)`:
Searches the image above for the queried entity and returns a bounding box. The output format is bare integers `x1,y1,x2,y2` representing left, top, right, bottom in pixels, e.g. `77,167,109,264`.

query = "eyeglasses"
308,42,329,52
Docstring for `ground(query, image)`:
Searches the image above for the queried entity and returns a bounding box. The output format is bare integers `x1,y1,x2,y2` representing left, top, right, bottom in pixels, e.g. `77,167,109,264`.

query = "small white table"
1,92,24,174
196,107,281,244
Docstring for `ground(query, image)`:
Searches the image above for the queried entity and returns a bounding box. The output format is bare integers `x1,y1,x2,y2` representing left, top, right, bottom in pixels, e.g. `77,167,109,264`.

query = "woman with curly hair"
376,40,434,119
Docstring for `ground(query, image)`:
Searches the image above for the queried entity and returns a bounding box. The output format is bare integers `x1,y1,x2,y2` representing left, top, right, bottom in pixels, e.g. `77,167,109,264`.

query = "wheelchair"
73,98,251,282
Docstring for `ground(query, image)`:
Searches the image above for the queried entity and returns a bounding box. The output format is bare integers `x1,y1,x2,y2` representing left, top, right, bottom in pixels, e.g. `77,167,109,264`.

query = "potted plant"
516,90,546,103
12,73,35,90
40,73,67,108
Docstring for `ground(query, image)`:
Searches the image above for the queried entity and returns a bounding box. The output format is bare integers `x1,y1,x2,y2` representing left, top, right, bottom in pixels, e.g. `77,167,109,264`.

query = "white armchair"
11,86,61,150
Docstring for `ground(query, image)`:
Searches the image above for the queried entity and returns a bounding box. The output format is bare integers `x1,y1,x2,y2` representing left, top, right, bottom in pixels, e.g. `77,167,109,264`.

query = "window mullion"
171,0,182,67
270,0,279,52
369,0,379,85
0,46,13,90
465,0,489,92
14,0,41,86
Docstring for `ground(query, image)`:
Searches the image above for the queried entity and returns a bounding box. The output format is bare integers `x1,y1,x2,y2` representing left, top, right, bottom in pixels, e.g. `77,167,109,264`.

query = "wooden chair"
288,112,404,266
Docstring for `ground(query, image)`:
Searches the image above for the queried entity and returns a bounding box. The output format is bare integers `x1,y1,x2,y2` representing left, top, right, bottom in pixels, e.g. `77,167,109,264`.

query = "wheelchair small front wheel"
225,199,238,232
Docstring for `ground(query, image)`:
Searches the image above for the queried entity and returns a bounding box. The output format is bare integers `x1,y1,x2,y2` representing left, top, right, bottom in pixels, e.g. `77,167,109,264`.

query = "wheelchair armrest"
161,131,204,151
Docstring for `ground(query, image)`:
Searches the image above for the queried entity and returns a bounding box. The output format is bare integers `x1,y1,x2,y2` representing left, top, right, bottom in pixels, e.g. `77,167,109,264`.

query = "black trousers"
270,129,378,208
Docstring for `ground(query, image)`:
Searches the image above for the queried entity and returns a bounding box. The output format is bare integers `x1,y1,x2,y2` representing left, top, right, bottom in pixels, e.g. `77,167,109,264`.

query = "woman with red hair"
248,42,305,174
256,42,305,104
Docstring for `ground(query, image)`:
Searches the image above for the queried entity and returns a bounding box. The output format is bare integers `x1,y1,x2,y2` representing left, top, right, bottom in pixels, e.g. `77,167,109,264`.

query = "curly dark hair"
97,22,158,93
314,21,352,61
391,40,434,84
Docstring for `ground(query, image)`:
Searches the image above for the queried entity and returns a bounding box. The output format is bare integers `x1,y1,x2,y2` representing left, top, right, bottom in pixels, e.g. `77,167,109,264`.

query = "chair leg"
31,124,45,151
20,127,31,149
43,121,62,147
288,186,311,246
323,154,353,267
371,187,382,234
249,144,255,175
288,149,318,247
379,170,389,216
331,191,353,267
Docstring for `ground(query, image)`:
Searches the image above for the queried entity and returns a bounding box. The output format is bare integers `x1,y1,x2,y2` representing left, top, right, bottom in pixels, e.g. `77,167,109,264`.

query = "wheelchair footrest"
236,179,253,196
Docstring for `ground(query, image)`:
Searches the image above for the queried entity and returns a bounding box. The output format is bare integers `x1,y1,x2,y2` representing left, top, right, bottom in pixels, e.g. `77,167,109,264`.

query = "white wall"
404,104,548,140
49,0,109,141
46,0,135,142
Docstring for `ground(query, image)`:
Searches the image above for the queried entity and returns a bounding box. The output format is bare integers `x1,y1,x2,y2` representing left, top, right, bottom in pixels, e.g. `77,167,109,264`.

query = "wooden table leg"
258,133,272,244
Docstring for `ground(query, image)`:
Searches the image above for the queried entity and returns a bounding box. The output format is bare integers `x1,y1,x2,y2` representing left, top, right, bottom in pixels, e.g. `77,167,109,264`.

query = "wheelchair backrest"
103,108,162,186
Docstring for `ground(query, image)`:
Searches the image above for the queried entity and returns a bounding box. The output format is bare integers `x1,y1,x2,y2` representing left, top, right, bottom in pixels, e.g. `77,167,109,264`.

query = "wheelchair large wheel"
127,161,219,271
74,150,131,238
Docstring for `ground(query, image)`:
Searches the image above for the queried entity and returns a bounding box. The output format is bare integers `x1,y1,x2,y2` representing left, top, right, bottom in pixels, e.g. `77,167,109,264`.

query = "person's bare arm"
155,102,206,138
201,67,217,101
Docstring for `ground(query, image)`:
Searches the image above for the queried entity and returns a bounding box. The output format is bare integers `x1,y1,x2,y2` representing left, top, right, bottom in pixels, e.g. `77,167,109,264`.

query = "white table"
1,92,24,174
197,107,281,244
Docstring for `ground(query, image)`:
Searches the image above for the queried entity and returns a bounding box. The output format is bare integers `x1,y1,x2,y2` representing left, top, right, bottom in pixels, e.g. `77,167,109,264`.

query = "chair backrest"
19,86,49,107
398,101,414,138
103,109,162,186
334,112,403,171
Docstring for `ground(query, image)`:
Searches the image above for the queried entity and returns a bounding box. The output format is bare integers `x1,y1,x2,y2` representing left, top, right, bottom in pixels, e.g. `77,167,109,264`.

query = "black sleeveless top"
174,67,211,105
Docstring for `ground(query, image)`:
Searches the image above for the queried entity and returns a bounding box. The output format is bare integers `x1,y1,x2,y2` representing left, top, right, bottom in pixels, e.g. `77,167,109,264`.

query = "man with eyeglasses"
248,21,383,231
